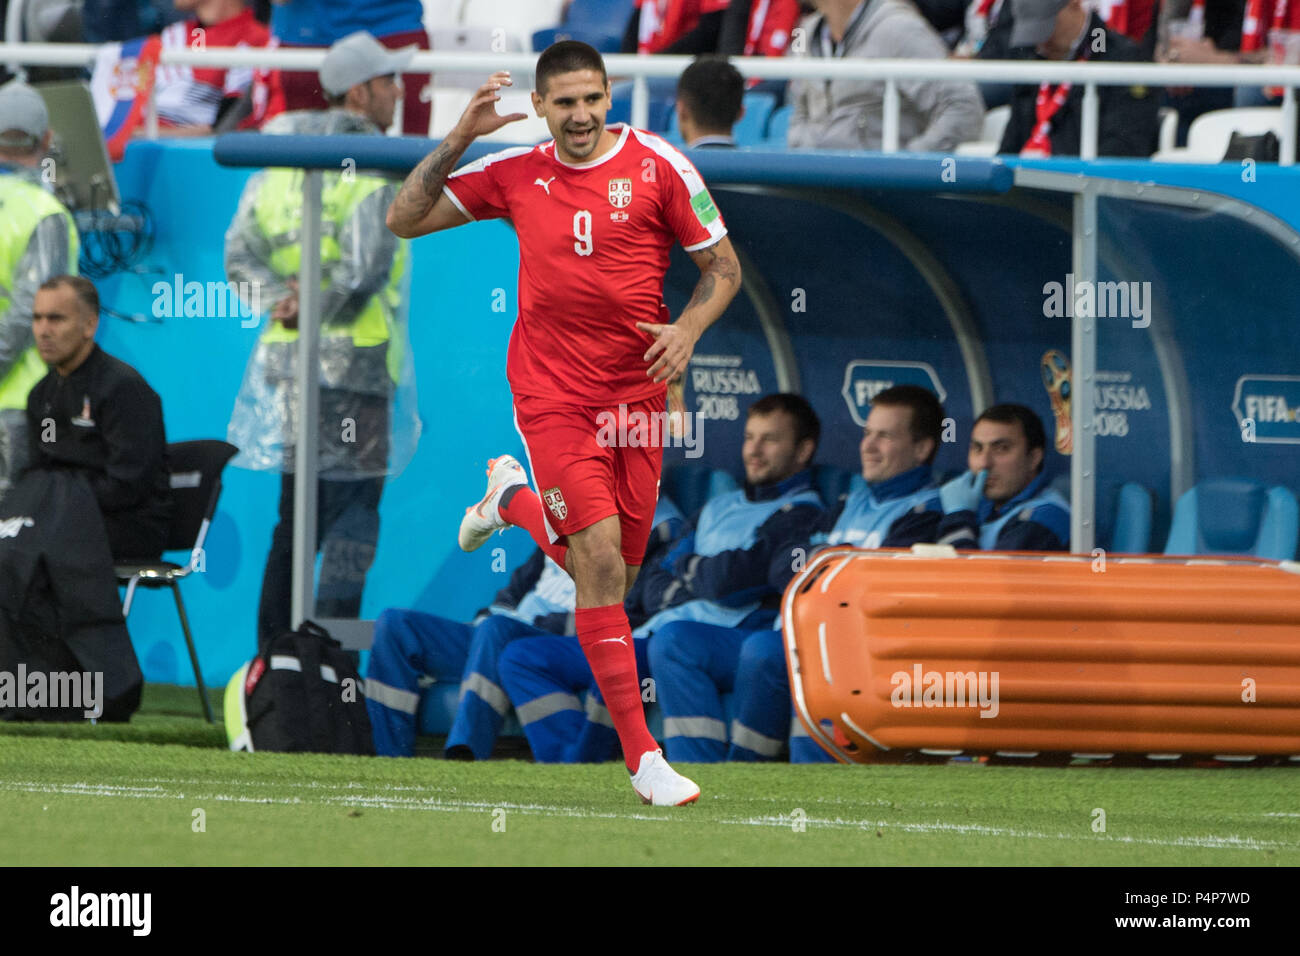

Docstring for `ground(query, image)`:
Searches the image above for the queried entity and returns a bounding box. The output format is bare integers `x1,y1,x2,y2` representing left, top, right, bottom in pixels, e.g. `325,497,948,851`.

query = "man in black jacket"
25,275,171,560
998,0,1159,157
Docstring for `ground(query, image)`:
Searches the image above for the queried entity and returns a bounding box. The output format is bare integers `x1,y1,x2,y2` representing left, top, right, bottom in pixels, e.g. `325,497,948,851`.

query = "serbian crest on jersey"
608,178,633,208
542,486,568,521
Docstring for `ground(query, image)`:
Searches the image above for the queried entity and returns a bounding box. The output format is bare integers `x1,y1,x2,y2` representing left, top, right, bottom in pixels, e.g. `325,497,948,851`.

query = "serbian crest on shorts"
542,486,568,521
608,178,632,208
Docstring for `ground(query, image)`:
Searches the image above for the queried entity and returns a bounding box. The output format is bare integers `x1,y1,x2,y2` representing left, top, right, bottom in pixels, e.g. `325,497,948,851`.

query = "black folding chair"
116,440,238,723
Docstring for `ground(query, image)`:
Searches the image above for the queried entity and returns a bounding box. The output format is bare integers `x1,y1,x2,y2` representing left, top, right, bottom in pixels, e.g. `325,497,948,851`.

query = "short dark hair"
38,275,99,319
974,403,1047,472
676,56,743,134
870,385,944,464
535,40,607,95
748,392,821,456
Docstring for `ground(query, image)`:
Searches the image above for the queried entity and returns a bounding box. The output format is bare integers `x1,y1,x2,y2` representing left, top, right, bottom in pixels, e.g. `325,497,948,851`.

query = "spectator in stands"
153,0,279,135
0,81,76,497
676,56,744,146
498,393,826,763
1159,0,1298,113
270,0,432,134
936,403,1070,550
997,0,1159,156
225,31,414,651
651,384,945,763
623,0,732,54
961,0,1016,107
366,499,684,758
717,0,803,57
914,0,971,46
787,0,984,151
24,276,172,560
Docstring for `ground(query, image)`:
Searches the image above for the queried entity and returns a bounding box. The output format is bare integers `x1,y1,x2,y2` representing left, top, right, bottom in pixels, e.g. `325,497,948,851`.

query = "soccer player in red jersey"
387,42,741,805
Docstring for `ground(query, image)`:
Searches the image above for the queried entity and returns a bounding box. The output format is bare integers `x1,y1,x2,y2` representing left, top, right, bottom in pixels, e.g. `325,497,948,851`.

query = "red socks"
576,604,657,772
499,485,569,568
499,489,655,770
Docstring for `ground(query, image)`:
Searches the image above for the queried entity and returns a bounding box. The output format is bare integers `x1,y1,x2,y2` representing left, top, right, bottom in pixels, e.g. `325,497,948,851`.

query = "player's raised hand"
453,72,529,140
637,321,698,385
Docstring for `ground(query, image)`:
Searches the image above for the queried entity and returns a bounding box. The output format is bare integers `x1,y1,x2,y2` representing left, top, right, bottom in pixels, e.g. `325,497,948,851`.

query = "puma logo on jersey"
595,636,628,646
534,177,556,195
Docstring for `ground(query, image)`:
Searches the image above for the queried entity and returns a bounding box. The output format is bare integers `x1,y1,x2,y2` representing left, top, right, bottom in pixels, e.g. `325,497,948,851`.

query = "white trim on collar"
549,123,631,170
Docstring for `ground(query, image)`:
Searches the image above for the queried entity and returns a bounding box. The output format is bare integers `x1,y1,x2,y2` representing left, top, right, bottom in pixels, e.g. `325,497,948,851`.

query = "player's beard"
563,120,603,160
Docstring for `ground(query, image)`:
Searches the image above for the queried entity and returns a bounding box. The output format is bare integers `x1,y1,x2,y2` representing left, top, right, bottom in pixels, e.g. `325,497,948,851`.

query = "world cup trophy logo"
1041,349,1072,454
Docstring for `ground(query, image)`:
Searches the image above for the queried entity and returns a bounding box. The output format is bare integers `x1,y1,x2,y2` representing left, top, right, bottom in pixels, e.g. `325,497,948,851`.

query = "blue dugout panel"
101,138,1300,686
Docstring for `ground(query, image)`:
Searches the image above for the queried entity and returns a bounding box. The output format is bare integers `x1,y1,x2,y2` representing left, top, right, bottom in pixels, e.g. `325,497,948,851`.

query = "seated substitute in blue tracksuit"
365,548,576,758
652,384,949,763
497,393,826,763
934,403,1070,552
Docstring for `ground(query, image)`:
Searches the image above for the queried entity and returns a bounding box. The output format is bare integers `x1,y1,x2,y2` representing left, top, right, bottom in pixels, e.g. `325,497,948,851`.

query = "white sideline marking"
1,779,1293,851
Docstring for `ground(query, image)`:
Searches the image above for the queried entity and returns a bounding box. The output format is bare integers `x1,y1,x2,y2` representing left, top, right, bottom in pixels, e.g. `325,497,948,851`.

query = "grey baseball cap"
319,31,417,98
0,79,49,146
1010,0,1072,48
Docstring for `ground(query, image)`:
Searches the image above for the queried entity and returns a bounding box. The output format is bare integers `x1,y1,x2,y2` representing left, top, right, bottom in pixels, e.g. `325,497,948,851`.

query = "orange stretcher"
782,546,1300,763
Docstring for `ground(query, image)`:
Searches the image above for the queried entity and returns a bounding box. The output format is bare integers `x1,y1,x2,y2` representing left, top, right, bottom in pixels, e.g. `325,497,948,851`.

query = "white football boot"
630,749,701,806
457,455,528,552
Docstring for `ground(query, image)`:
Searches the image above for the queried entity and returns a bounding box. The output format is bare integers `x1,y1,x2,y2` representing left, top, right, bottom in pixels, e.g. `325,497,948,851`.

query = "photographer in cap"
0,80,78,496
224,31,419,651
997,0,1159,157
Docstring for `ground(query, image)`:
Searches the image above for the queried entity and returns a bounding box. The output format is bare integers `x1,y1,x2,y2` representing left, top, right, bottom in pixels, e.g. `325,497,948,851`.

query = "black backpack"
224,621,374,754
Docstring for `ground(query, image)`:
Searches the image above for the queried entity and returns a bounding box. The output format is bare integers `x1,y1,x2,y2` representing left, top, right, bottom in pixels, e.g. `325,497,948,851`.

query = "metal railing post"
1282,85,1297,167
632,73,649,131
1070,184,1098,555
1080,82,1099,160
291,170,323,631
882,78,900,153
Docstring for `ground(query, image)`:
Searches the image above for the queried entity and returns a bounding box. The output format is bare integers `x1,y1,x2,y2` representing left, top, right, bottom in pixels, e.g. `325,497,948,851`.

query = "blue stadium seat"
812,463,854,505
566,0,636,34
663,105,686,146
765,104,792,145
734,91,777,146
608,80,677,132
1110,481,1154,553
1163,479,1300,560
661,463,739,517
532,27,621,53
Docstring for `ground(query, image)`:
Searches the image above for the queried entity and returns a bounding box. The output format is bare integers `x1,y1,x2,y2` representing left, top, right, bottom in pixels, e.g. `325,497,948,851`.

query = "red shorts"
513,393,666,566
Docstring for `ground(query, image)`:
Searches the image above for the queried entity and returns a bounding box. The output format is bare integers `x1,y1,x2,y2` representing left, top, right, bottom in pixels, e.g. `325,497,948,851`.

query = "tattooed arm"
386,70,527,238
636,235,742,384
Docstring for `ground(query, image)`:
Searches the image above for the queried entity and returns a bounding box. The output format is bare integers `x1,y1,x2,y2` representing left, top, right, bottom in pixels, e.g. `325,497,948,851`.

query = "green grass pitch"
1,685,1297,866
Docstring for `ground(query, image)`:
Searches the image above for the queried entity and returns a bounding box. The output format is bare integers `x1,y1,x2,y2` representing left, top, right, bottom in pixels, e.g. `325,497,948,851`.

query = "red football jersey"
444,124,728,405
636,0,732,54
744,0,801,56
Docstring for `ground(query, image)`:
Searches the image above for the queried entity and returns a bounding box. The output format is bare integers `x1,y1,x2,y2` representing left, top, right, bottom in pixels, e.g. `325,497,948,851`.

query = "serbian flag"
90,34,162,162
